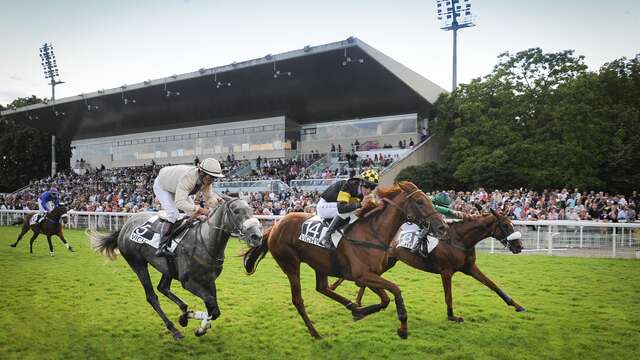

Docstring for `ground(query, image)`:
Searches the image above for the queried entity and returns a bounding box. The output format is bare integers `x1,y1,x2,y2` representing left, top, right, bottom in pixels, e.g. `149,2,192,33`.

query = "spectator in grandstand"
152,158,226,257
409,138,414,147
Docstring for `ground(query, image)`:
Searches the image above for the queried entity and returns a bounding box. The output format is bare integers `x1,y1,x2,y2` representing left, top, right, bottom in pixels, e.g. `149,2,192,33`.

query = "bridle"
208,198,258,239
488,214,521,250
381,188,441,229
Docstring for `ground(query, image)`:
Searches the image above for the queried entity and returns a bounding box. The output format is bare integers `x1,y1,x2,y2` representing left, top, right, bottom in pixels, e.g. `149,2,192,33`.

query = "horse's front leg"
182,276,220,337
56,230,74,252
46,235,55,256
355,272,409,339
314,271,364,319
465,264,525,312
441,271,463,322
28,232,40,254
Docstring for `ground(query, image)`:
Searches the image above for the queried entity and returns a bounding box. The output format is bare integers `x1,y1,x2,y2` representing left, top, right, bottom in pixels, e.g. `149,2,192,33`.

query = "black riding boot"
155,221,176,258
320,216,349,248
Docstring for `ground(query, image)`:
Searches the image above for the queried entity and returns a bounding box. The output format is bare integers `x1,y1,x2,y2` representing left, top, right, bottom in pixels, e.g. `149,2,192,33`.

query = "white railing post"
579,226,583,248
547,226,553,255
536,226,541,250
490,238,495,254
612,227,617,258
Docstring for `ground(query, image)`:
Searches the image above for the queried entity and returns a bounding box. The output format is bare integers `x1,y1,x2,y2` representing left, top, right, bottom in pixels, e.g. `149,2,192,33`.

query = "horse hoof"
50,252,55,257
352,313,365,322
178,313,189,327
397,329,408,339
194,328,207,337
172,331,184,340
448,316,464,323
9,244,16,248
68,246,75,252
516,306,526,312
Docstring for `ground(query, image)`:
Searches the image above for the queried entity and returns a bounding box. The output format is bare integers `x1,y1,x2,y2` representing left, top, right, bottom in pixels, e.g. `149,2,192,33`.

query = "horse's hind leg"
46,236,55,256
10,223,30,247
131,264,184,340
465,264,525,312
273,251,321,339
156,274,190,327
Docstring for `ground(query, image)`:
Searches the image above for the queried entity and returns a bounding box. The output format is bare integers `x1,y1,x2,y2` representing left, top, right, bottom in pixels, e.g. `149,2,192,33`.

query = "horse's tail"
88,229,121,261
242,225,271,275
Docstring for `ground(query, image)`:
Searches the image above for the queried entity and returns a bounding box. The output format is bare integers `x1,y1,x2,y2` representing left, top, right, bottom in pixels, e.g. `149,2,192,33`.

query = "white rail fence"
1,210,638,259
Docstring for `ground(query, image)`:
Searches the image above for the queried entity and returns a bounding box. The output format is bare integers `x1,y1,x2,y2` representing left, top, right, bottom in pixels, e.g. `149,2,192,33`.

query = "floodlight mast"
40,42,64,177
436,0,475,91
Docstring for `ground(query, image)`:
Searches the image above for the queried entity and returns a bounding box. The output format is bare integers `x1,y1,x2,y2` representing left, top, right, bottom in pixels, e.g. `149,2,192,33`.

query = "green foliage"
0,227,639,359
5,95,46,109
430,49,640,193
396,162,460,191
0,96,71,192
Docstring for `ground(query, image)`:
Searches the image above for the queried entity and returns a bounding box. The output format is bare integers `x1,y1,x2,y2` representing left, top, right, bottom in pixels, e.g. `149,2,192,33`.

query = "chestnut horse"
331,209,525,322
9,206,74,256
243,181,449,339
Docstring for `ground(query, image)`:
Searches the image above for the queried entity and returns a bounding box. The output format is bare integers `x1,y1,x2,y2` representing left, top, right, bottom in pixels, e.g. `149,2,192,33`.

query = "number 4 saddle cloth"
298,215,356,249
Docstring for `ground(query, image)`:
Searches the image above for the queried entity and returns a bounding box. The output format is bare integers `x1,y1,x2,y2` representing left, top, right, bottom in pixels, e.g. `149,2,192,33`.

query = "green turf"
0,226,638,360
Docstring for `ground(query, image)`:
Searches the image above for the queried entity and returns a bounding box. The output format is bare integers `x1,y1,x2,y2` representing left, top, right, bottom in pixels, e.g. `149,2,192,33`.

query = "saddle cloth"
128,214,191,251
30,213,45,225
298,215,358,249
397,230,440,254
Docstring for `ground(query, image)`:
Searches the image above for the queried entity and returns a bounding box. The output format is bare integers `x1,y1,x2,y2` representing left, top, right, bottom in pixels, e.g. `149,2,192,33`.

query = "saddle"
129,214,195,251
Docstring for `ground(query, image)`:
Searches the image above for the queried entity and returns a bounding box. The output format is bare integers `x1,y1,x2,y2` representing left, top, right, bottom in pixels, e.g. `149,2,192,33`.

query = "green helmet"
432,193,451,208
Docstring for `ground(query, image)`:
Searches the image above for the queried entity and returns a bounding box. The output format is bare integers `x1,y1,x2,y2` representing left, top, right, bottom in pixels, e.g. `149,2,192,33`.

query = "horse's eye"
234,209,240,215
416,200,424,205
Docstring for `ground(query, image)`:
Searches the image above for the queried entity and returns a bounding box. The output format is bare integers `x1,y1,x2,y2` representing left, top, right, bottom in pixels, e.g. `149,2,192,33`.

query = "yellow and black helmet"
358,169,379,187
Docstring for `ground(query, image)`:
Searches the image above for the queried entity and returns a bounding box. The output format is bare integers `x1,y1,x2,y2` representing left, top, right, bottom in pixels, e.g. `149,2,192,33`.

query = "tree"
429,48,639,193
0,96,71,192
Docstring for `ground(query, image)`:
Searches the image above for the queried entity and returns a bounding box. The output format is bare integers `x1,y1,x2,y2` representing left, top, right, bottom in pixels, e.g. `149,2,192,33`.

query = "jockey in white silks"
152,158,225,257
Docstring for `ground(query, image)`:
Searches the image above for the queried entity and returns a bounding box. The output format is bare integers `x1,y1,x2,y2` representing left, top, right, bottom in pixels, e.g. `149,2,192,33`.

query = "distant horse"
10,206,74,256
244,181,449,339
90,195,262,340
331,209,526,322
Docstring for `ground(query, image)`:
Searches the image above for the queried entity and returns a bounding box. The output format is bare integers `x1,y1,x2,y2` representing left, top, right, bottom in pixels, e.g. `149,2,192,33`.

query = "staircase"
379,135,448,186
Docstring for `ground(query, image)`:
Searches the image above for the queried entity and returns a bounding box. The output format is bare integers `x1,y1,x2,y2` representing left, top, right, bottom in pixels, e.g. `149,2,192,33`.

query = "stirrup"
155,246,175,258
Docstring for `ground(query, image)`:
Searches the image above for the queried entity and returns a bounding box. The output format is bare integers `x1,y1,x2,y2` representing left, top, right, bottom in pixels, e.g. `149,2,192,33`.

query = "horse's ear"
490,208,498,216
474,203,483,212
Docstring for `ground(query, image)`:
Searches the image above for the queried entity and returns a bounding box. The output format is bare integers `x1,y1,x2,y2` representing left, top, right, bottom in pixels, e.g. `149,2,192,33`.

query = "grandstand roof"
1,37,446,140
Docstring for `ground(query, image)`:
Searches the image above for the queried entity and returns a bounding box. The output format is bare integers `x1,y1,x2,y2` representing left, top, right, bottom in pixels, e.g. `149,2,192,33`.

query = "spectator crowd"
1,161,638,223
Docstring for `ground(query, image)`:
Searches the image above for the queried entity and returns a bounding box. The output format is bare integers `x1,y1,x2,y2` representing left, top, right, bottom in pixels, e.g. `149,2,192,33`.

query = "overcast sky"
1,0,638,106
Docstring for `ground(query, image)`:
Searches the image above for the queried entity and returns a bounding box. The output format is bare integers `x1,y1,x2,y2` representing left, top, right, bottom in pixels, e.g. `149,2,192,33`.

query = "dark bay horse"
9,206,74,256
90,195,262,340
332,209,526,322
244,181,449,339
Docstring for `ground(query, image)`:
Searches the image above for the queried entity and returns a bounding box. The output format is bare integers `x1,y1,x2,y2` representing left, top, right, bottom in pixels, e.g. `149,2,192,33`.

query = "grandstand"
1,37,446,182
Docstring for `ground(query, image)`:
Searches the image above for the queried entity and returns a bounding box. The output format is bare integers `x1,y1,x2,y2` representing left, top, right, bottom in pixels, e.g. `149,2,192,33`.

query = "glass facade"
71,116,290,168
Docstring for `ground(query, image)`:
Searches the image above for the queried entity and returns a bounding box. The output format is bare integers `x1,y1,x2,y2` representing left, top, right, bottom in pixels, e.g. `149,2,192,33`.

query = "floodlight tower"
436,0,476,90
39,42,64,177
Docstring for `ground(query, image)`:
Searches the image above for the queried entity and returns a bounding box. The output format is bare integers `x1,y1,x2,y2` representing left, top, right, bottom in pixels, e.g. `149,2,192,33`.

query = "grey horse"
90,195,262,339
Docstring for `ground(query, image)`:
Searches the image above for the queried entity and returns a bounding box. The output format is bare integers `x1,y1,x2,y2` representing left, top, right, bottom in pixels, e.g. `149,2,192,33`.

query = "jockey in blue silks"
38,187,60,212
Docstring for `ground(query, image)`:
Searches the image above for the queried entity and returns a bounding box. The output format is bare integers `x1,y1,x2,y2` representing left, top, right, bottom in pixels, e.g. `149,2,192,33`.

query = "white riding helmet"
198,158,225,178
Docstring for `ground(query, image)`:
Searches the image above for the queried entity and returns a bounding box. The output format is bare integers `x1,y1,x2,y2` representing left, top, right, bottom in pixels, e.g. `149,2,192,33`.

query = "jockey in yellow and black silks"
317,169,379,247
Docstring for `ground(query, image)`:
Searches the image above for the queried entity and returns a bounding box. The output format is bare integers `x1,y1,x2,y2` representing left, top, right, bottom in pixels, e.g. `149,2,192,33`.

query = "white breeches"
316,198,353,220
153,177,179,223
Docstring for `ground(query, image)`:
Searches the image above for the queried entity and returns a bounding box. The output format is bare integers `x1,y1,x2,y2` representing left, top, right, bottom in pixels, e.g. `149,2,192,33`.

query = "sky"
1,0,638,106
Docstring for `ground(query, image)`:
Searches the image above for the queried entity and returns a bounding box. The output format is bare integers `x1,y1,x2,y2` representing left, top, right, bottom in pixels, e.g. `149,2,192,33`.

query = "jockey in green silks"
408,192,464,255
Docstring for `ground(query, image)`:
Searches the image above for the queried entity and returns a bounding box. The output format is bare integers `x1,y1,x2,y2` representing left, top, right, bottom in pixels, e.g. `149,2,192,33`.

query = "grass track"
0,226,638,360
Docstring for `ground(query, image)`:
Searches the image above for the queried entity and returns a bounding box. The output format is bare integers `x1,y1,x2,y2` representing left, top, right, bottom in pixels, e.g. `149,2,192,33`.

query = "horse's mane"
357,184,402,218
449,213,492,229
